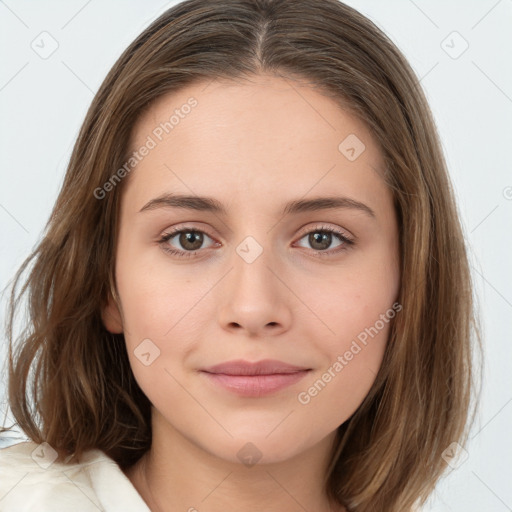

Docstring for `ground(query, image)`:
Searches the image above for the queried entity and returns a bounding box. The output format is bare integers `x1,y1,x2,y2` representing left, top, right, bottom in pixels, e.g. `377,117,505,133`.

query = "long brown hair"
1,1,482,510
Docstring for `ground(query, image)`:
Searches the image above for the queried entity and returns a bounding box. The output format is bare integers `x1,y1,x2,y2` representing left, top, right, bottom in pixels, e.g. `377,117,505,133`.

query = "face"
102,74,400,465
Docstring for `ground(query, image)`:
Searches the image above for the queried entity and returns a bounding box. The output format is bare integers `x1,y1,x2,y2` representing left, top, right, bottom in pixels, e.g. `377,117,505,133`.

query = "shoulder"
0,440,150,512
0,440,102,511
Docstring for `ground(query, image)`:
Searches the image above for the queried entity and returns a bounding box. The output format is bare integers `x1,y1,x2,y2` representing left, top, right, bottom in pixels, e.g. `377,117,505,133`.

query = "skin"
102,73,400,512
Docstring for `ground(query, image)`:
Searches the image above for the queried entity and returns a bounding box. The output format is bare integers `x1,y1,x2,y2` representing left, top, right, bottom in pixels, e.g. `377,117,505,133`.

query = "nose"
216,244,292,338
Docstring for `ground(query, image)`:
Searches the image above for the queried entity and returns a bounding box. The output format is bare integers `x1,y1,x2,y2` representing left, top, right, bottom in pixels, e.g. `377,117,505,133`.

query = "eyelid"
160,222,353,242
295,222,354,241
159,222,219,242
158,222,355,258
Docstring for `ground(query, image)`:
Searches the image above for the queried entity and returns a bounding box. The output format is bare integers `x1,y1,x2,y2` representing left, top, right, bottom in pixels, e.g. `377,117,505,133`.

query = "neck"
124,412,345,512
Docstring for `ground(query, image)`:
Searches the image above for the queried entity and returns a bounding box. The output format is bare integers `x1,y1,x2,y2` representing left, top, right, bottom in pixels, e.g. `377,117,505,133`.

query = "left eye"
295,226,353,254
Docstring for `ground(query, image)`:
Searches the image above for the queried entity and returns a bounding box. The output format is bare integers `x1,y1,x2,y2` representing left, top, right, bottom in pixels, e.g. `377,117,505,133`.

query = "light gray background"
1,1,511,510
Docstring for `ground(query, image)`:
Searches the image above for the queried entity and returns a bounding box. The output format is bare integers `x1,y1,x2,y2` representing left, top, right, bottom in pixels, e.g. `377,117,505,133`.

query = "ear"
101,293,124,334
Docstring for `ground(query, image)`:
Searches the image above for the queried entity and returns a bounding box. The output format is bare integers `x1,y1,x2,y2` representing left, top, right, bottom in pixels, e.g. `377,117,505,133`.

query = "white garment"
0,440,428,511
0,440,151,511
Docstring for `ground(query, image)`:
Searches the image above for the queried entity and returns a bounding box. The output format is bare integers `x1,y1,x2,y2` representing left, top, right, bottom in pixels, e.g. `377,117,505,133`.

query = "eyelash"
157,224,355,259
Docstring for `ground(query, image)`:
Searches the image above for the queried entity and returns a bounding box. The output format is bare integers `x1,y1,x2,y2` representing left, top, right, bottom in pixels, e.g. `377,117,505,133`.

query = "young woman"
0,1,481,511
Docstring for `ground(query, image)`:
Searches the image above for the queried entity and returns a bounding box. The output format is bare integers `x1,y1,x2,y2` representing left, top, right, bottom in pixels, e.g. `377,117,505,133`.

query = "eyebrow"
138,193,376,219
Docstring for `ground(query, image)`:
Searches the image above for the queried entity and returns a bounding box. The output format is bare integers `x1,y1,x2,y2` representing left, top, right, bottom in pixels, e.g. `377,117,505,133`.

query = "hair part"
1,1,482,510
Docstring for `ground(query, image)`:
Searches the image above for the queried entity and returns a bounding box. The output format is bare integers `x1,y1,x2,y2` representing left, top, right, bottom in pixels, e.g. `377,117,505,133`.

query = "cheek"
296,301,395,432
117,263,207,407
114,257,212,395
293,257,399,421
303,253,399,348
116,245,206,337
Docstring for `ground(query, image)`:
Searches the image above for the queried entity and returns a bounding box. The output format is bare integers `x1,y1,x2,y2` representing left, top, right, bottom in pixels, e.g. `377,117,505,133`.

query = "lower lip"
200,370,310,397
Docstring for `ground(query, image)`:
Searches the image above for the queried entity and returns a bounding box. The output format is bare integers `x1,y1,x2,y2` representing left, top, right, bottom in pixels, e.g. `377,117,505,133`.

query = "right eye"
158,227,219,258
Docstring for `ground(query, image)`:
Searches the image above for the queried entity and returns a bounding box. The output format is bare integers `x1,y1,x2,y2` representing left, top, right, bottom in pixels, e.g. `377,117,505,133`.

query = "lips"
200,359,311,376
199,359,312,397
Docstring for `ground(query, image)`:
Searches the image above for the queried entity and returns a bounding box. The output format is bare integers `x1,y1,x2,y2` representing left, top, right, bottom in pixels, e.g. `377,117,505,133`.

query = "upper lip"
200,359,311,376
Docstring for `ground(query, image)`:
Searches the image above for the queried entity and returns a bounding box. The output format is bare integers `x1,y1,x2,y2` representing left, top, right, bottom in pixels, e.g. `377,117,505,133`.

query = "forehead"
123,74,390,218
131,73,376,153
